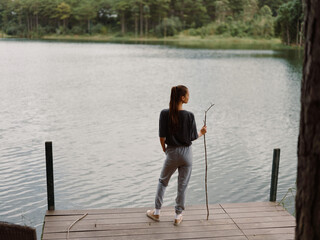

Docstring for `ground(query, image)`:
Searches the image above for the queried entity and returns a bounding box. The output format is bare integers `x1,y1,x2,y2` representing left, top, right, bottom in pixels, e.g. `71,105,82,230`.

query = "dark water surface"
0,40,302,238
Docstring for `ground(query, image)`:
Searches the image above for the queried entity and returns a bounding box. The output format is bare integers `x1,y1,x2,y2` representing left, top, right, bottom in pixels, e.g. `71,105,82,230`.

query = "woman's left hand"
201,125,207,135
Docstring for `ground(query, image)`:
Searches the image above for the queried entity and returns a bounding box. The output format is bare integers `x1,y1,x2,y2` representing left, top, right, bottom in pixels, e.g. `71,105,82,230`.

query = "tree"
114,0,130,34
276,0,303,45
0,0,11,33
131,2,139,37
73,0,97,34
242,0,258,21
139,0,143,37
176,0,209,28
258,5,274,38
228,0,244,19
153,0,170,37
214,0,230,23
295,0,320,239
56,2,71,29
276,2,292,45
258,0,284,16
143,4,150,36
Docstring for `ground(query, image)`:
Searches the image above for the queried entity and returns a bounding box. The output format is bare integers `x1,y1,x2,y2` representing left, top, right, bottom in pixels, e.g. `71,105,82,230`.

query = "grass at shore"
0,31,9,38
1,32,297,50
42,34,288,50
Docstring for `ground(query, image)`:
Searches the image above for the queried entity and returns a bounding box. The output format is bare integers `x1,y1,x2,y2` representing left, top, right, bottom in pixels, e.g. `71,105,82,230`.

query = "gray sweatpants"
155,146,192,214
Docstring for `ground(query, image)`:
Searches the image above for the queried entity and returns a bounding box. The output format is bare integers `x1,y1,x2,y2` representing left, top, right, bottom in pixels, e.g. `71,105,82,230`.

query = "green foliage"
260,5,272,16
155,17,182,37
276,0,303,45
258,0,284,16
216,23,229,35
56,26,69,35
6,23,24,36
228,0,244,19
0,0,302,45
55,2,71,21
91,23,107,34
250,5,274,38
71,25,84,35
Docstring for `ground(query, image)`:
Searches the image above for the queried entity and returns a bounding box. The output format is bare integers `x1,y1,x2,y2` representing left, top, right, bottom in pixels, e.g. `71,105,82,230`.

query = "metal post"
269,148,281,202
45,142,55,210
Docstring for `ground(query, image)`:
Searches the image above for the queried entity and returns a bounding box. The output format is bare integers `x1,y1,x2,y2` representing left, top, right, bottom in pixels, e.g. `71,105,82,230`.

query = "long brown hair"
169,85,188,133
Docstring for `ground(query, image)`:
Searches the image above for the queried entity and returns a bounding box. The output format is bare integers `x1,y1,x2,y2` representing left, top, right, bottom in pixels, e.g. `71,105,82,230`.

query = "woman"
147,85,207,226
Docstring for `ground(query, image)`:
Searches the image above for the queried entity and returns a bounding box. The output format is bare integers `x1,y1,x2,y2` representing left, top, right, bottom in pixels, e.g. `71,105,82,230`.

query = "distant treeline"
0,0,303,45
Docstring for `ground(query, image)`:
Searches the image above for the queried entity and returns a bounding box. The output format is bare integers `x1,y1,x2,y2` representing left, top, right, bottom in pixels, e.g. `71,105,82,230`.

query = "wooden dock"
42,201,295,240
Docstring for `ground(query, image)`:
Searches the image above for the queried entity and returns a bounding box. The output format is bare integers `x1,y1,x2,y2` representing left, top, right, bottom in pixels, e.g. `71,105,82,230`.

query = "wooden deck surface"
42,202,295,240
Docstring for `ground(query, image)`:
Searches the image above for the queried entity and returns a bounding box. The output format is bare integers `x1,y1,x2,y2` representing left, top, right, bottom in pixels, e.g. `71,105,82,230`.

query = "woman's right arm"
160,137,166,153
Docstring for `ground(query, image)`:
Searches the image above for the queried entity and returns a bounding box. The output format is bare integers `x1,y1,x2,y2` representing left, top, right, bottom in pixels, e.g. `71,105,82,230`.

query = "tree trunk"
296,20,299,46
180,0,185,29
164,17,167,38
121,13,125,34
295,0,320,239
36,14,39,34
145,17,148,37
135,16,138,38
140,2,143,37
26,14,30,38
299,22,303,46
286,25,290,45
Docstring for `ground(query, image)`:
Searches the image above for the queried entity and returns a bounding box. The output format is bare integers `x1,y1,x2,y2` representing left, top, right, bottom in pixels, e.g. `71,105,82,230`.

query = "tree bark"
180,0,185,29
36,14,38,34
135,16,138,38
121,13,125,34
296,20,299,46
164,17,167,38
286,25,290,45
145,17,148,37
140,2,143,37
299,23,303,46
295,0,320,239
26,14,30,38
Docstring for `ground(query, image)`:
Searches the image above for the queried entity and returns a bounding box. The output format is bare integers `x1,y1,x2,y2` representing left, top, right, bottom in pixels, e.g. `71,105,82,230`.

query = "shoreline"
0,33,302,50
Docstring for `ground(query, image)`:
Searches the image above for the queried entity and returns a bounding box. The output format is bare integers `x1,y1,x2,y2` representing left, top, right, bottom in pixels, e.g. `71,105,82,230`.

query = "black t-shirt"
159,109,199,147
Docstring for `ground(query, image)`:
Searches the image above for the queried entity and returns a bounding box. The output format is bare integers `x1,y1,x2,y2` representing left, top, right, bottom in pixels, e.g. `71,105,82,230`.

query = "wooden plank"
237,221,295,229
233,216,295,224
43,224,240,239
59,236,248,240
44,219,236,233
63,237,249,240
243,227,294,235
45,214,229,226
186,237,248,240
228,211,291,219
42,229,244,240
220,202,277,208
44,217,234,229
45,204,222,216
44,208,225,221
222,206,286,213
247,233,294,240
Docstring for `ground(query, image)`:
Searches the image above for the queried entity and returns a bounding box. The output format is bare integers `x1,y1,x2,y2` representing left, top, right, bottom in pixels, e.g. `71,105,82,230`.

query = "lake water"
0,39,302,238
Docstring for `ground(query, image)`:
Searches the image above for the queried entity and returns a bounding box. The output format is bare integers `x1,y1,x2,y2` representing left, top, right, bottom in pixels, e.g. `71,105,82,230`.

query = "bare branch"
205,103,215,115
203,103,214,220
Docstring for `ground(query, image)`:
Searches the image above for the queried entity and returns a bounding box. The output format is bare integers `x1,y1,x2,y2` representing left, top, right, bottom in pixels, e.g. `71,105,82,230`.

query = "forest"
0,0,303,45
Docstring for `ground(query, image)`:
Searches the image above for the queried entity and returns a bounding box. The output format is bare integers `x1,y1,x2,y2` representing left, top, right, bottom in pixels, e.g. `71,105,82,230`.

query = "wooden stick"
203,103,214,220
67,213,88,240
